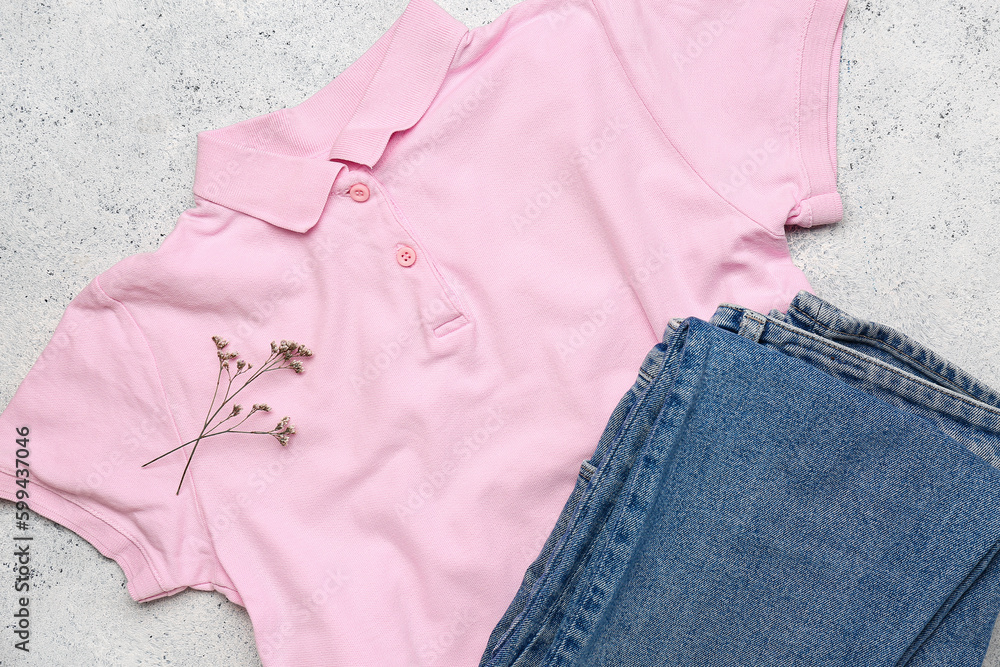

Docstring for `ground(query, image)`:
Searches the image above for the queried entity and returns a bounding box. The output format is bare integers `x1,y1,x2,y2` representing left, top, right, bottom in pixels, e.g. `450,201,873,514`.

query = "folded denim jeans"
479,291,1000,667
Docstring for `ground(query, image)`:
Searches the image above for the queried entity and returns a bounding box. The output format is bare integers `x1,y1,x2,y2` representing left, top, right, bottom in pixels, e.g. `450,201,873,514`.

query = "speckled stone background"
0,0,998,665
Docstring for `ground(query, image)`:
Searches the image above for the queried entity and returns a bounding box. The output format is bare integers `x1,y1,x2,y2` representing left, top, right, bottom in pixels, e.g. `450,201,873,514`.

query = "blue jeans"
480,291,1000,666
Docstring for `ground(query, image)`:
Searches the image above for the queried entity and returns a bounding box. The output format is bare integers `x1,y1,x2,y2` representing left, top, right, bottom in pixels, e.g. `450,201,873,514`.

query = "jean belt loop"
737,310,767,344
664,317,686,344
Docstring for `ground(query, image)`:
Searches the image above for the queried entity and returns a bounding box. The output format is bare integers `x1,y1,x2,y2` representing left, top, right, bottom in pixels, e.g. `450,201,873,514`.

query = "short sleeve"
0,275,218,602
591,0,848,234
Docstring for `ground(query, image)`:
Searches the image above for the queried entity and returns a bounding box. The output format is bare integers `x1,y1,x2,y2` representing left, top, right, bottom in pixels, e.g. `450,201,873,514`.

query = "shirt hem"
0,466,171,603
94,272,225,599
789,0,850,228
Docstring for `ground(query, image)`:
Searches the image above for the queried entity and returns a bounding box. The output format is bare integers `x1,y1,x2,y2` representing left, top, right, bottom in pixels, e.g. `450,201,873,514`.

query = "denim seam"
543,327,706,664
898,535,1000,666
790,303,939,369
488,432,629,662
489,329,686,665
787,303,976,398
776,309,1000,417
487,366,662,665
497,374,655,656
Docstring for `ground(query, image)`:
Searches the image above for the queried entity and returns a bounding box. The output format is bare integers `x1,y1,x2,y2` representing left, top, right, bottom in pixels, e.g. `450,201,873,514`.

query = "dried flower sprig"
142,337,314,495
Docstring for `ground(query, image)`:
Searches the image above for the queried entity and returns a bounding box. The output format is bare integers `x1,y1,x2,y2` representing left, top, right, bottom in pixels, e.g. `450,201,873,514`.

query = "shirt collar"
192,0,469,233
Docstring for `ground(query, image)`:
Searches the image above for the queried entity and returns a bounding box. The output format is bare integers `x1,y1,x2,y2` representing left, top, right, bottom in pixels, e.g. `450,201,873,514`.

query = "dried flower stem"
141,338,312,494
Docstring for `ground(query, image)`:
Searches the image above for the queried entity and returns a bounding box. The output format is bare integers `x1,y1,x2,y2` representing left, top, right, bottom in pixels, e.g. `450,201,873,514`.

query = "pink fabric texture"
0,0,848,664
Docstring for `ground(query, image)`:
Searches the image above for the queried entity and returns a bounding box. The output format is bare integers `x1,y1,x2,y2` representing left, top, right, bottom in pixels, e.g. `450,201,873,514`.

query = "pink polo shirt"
0,0,848,664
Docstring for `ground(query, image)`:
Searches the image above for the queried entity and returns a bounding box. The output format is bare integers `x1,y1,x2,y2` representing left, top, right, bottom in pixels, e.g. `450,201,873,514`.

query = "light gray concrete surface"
0,0,998,664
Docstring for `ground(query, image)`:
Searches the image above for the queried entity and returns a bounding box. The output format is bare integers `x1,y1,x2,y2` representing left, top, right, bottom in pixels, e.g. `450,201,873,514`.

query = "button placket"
342,172,469,338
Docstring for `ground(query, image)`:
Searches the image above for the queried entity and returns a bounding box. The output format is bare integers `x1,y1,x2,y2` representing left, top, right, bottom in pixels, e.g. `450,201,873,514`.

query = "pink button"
396,246,416,267
349,183,370,202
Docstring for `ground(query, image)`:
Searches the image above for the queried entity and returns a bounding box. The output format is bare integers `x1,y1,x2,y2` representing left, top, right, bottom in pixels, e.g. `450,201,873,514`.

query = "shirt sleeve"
0,275,218,602
591,0,848,235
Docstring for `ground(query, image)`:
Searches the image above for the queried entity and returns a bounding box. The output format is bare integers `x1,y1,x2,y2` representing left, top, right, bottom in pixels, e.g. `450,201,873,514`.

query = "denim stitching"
486,331,681,664
777,309,1000,417
544,327,704,663
788,304,980,400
